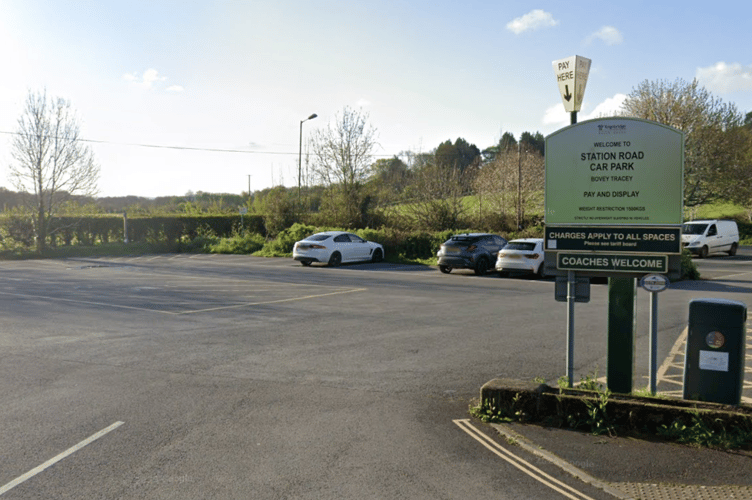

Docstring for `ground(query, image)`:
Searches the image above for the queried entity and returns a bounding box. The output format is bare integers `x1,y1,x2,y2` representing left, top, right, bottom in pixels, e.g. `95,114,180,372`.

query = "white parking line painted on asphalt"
0,281,364,315
177,288,367,314
710,271,752,280
0,290,182,315
0,421,124,496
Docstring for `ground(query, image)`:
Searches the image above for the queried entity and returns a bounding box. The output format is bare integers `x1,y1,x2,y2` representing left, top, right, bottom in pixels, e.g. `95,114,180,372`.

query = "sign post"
641,274,670,394
545,111,684,392
550,54,591,387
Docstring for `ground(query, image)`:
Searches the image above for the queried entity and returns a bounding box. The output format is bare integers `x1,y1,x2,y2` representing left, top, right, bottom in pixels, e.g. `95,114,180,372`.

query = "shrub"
210,232,266,254
680,248,700,280
257,223,318,256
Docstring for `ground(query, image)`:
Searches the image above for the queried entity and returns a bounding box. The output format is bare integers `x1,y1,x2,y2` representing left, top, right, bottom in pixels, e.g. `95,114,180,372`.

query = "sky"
1,0,751,199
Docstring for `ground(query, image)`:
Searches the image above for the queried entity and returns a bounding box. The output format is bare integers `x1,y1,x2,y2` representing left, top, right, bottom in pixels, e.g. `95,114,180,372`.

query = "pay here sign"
545,117,684,225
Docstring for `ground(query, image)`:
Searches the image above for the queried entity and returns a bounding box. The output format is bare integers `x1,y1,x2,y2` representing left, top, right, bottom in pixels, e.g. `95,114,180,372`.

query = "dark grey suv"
436,233,507,276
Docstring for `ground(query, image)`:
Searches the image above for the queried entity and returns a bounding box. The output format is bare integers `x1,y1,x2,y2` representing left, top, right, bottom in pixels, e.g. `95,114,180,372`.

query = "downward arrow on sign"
564,84,572,102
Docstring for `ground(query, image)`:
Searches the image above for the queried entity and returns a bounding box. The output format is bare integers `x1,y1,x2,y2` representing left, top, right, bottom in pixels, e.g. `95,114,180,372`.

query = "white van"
681,219,739,258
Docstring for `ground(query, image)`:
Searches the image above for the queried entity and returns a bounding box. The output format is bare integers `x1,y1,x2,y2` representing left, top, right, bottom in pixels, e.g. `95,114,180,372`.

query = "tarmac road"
0,250,750,499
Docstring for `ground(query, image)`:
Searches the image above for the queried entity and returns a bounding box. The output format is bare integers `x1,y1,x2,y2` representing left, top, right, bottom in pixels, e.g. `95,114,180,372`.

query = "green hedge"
1,214,267,248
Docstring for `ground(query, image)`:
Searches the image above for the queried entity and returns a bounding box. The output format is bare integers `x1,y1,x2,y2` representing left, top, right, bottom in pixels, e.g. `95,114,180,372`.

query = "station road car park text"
545,119,683,226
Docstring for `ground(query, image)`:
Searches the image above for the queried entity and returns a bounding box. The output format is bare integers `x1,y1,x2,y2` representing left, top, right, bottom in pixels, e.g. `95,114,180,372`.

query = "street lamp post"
298,113,317,207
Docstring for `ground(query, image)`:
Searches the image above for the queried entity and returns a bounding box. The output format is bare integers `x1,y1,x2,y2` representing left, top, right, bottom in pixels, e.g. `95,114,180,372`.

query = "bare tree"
309,106,377,226
620,79,745,207
403,153,468,230
473,146,543,229
10,90,99,251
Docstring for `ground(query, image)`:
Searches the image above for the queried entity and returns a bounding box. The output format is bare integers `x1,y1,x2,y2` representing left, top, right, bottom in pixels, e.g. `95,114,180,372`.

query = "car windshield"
682,224,708,235
307,234,332,241
505,242,537,251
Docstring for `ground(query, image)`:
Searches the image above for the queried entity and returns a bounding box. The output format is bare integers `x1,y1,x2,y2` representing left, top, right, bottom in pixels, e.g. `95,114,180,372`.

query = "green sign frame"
545,117,684,225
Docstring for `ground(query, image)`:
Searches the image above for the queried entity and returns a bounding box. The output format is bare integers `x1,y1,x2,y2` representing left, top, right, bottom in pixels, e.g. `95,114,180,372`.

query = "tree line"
3,79,751,252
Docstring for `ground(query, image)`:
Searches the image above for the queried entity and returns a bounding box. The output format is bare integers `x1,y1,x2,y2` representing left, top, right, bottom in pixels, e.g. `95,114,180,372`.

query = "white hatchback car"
495,238,546,278
293,231,384,267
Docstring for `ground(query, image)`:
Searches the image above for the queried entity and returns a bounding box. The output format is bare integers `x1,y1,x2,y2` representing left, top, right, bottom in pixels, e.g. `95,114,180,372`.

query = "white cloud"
583,93,626,119
696,62,752,93
123,68,168,89
542,94,627,128
506,10,558,35
586,26,623,46
166,85,185,93
356,98,372,107
542,103,568,127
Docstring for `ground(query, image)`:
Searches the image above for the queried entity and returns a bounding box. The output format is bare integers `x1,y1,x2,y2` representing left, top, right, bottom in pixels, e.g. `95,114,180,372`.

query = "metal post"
298,120,304,205
649,290,658,395
565,109,578,389
566,270,575,387
607,277,636,393
123,212,128,244
298,113,317,208
517,143,522,229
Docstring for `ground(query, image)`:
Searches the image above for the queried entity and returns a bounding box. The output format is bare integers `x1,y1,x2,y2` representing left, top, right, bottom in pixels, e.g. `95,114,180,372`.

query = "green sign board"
545,118,683,225
556,252,668,273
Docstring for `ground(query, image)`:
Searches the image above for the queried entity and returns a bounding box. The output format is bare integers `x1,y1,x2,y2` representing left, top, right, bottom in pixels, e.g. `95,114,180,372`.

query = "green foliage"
567,390,616,437
469,393,527,424
0,210,35,249
435,138,481,174
177,224,218,253
519,131,545,155
483,374,752,449
256,223,318,257
210,231,266,254
724,216,752,245
658,411,752,449
685,201,747,220
258,186,296,237
0,214,267,252
576,369,604,392
680,248,701,280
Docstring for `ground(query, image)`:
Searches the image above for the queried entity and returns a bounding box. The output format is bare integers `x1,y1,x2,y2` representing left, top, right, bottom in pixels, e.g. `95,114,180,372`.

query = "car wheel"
301,260,312,267
328,252,342,267
536,263,546,279
439,265,452,274
474,257,489,276
699,245,708,259
372,248,383,263
729,243,738,256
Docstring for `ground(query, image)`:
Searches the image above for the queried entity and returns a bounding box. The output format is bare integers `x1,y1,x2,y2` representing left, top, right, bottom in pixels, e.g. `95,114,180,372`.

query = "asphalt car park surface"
1,251,751,498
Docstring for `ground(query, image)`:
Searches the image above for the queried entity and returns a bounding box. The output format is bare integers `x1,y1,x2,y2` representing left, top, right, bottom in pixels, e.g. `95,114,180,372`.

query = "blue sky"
1,1,750,198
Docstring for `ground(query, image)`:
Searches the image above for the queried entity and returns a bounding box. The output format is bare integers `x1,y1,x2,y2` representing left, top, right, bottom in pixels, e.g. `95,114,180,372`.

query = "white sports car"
293,231,384,267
